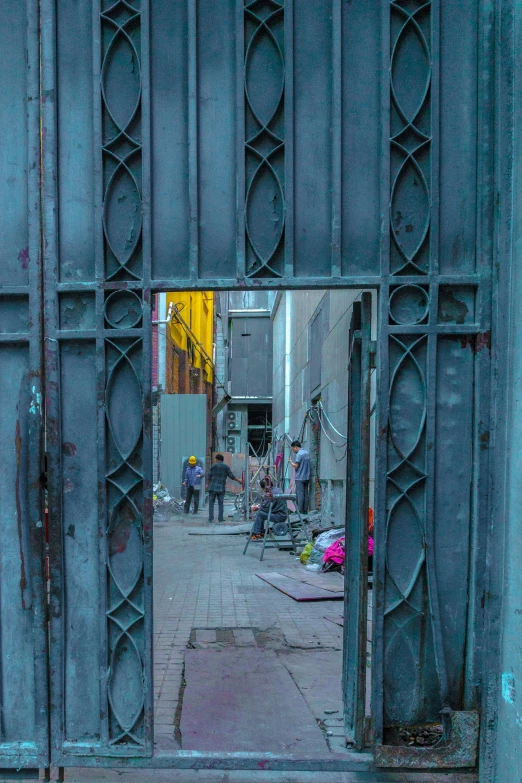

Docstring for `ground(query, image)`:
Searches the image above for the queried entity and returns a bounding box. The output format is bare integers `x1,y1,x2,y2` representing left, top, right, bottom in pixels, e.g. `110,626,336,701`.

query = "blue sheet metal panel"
0,0,48,768
150,0,189,281
197,0,237,279
434,337,474,706
439,0,478,275
341,0,382,277
60,342,101,742
293,0,332,278
55,0,95,282
0,8,29,288
147,0,387,286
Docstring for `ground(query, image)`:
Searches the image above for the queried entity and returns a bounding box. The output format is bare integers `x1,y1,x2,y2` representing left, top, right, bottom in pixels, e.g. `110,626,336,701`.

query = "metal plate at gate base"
375,711,479,769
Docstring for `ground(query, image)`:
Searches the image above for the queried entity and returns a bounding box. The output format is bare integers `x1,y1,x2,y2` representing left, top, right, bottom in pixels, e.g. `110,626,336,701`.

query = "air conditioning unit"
227,411,242,432
226,435,241,454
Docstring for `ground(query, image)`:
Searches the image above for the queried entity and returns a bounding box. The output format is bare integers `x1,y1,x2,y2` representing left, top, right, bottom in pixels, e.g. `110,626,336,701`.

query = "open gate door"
343,293,373,750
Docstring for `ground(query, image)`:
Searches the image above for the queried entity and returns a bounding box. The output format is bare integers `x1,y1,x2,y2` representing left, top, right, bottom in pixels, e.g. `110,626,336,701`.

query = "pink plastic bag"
323,537,345,566
368,536,374,556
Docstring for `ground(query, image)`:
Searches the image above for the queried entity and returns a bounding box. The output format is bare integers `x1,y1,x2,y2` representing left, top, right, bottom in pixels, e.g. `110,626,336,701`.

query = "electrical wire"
317,410,347,447
318,401,348,441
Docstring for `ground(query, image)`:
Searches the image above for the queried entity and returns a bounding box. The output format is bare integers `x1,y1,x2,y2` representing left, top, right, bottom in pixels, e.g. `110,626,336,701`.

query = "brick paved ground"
30,503,477,782
153,504,346,751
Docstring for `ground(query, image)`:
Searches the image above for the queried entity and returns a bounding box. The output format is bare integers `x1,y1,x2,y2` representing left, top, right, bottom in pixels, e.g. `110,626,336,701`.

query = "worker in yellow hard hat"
182,456,205,515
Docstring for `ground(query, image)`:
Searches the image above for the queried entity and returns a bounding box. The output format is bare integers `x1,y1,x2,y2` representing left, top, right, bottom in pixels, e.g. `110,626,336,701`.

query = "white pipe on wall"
157,292,167,390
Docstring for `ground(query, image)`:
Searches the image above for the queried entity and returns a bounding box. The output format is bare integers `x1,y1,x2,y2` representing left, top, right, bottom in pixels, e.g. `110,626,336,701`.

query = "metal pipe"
244,448,250,523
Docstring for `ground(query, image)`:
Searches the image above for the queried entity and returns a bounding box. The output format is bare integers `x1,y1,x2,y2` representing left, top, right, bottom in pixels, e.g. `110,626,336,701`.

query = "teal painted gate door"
0,0,501,771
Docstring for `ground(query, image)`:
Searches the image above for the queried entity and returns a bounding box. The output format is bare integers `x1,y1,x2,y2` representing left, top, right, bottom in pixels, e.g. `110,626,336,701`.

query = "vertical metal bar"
236,0,246,281
141,0,154,751
245,447,250,523
26,0,47,740
465,0,495,711
40,0,63,764
343,310,362,746
343,294,372,749
422,0,451,721
284,0,294,280
424,333,450,713
92,0,109,749
188,0,199,281
371,0,392,748
331,0,342,279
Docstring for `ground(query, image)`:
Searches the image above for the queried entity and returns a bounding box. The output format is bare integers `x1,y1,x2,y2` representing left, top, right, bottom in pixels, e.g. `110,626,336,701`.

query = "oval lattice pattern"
390,0,431,275
244,0,285,278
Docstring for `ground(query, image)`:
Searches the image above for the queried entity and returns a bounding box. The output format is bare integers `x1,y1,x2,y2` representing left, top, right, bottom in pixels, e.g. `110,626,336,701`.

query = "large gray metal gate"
0,0,500,771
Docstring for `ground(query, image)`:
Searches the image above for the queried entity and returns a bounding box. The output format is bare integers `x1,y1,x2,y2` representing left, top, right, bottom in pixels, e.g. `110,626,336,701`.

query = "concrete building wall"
271,290,362,522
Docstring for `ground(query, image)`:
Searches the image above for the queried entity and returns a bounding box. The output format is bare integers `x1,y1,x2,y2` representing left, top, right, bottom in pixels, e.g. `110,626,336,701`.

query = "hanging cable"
318,401,348,441
317,412,347,447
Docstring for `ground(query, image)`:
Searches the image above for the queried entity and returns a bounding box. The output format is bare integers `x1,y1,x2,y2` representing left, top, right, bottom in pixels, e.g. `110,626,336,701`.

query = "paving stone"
233,628,256,645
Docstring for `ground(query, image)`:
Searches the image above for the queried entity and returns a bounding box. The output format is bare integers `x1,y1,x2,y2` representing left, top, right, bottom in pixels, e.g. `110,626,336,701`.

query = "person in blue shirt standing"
183,456,205,514
288,440,311,514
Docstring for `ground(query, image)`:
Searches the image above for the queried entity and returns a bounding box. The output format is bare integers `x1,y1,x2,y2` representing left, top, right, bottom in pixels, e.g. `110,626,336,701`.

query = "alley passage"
153,504,346,754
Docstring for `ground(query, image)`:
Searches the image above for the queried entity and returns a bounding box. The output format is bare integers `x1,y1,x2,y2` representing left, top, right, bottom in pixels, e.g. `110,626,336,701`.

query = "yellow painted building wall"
166,292,214,382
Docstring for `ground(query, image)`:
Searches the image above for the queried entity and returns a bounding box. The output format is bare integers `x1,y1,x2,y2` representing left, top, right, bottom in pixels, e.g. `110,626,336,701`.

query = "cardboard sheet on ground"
277,567,345,593
180,647,329,753
256,572,344,601
188,524,251,535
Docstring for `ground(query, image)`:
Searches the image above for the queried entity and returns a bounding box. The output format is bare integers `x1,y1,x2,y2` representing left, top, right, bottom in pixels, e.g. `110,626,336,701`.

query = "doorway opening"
150,287,377,756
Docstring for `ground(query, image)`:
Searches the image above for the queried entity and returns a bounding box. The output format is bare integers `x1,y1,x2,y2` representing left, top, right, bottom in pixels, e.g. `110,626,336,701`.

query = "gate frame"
35,0,509,776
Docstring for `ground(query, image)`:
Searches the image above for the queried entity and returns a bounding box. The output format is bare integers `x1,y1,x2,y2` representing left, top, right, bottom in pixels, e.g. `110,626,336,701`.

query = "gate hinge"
369,341,377,369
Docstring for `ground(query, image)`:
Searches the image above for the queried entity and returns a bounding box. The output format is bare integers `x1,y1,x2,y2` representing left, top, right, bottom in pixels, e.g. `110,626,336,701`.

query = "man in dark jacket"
250,479,288,540
207,454,241,522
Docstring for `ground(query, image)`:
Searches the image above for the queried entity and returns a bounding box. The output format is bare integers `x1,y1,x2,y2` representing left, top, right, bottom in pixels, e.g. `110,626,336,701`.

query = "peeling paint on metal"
18,246,29,269
501,673,516,704
15,420,28,609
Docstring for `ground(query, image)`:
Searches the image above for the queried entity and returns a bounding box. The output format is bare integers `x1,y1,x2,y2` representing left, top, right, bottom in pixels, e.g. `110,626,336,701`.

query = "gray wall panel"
230,316,273,398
